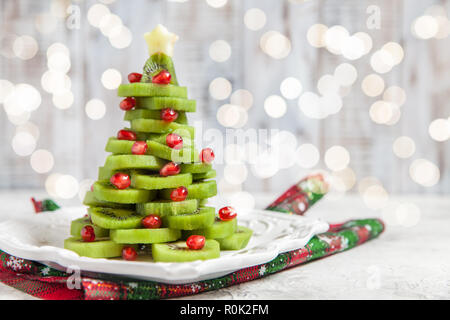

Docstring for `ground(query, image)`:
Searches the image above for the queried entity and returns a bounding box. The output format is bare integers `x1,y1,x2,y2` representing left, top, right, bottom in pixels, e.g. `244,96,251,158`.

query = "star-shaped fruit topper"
144,24,179,57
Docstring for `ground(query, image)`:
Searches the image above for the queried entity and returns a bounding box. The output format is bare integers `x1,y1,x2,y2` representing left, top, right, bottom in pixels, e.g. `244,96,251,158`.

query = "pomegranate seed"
81,225,95,242
110,172,131,189
160,108,178,122
131,141,148,155
142,215,162,229
200,148,215,164
152,70,171,85
128,73,142,83
159,162,181,177
117,129,137,141
218,206,237,221
166,133,183,149
170,186,188,202
122,246,137,261
119,97,136,111
90,184,94,192
186,235,205,250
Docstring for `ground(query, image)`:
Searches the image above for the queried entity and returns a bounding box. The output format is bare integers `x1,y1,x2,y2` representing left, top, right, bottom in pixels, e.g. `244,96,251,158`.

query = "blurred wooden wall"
0,0,449,195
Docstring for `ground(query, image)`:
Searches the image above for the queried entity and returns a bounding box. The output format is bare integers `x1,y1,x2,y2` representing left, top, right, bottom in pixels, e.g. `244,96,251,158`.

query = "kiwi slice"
141,52,179,85
93,181,156,204
130,119,194,137
136,97,196,112
180,163,212,174
83,191,134,209
117,83,187,98
183,217,237,240
89,207,145,229
198,199,208,206
104,154,167,171
159,180,217,200
70,217,110,239
216,226,253,250
131,172,192,190
64,237,126,258
124,109,188,124
152,239,220,262
136,199,198,217
110,228,181,244
163,206,215,230
192,170,216,181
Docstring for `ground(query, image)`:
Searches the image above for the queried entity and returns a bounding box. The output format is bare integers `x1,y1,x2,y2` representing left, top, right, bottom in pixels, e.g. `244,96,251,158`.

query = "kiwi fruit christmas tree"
64,25,253,262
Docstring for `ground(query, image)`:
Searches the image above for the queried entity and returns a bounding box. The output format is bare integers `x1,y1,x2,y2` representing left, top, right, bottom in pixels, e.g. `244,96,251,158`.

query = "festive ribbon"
0,218,384,300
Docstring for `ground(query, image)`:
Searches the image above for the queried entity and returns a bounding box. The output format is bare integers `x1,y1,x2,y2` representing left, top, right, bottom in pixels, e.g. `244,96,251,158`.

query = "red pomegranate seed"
122,246,137,261
131,141,148,155
128,73,142,83
170,186,188,202
81,225,95,242
141,215,162,229
200,148,215,164
166,133,183,149
152,70,171,85
160,108,178,122
186,235,205,250
218,206,237,221
117,129,137,141
159,162,181,177
119,97,136,111
110,172,131,189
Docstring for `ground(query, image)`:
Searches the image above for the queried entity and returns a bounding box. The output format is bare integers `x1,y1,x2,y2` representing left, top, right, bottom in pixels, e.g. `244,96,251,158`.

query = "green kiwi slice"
183,217,237,240
159,180,217,200
117,83,187,98
130,172,192,190
163,206,215,230
198,199,208,206
180,163,212,174
192,170,216,181
110,228,181,244
93,181,156,204
152,239,220,262
136,199,198,217
216,226,253,250
130,119,194,136
136,97,196,112
89,207,145,229
141,52,179,85
83,191,134,209
104,154,167,171
64,237,127,258
70,217,110,239
123,109,188,124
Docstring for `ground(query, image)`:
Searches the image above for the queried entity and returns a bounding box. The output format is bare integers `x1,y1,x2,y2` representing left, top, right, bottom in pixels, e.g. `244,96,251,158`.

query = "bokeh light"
41,70,72,94
363,185,389,210
209,77,232,100
383,86,406,106
230,89,253,110
87,4,111,28
54,174,80,199
361,74,385,97
369,100,394,124
295,143,320,168
0,79,14,103
353,32,373,55
85,99,106,120
99,14,123,37
109,25,133,49
306,24,328,48
224,163,248,185
206,0,228,8
341,35,365,60
216,104,247,128
370,50,394,74
334,63,358,86
382,42,404,66
264,95,287,118
13,35,38,60
228,191,255,212
244,8,266,31
280,77,303,100
413,15,438,39
4,83,42,114
409,159,440,187
209,40,231,62
317,74,339,95
30,149,54,174
428,118,450,141
324,145,350,171
393,136,416,158
48,52,71,73
324,25,349,55
52,90,74,110
101,68,122,90
260,31,291,59
298,91,327,119
11,132,36,156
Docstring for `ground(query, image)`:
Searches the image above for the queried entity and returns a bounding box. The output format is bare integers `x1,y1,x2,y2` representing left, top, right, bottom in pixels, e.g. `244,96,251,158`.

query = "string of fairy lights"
0,0,449,227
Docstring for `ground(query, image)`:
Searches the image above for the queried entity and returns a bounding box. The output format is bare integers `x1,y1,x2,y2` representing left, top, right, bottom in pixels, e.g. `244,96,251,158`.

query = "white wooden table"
0,191,449,300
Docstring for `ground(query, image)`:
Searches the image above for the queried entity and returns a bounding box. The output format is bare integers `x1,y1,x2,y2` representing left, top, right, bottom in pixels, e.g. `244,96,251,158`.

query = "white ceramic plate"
0,207,328,284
